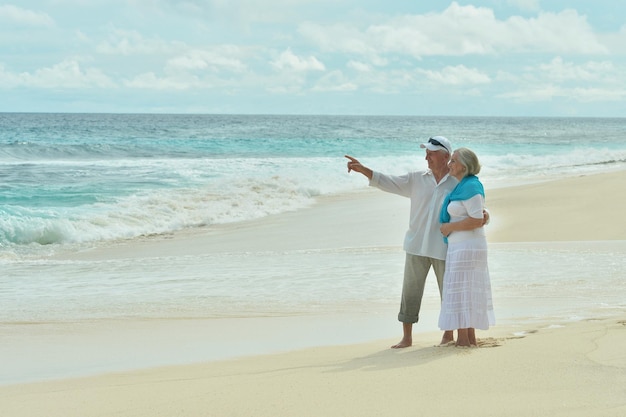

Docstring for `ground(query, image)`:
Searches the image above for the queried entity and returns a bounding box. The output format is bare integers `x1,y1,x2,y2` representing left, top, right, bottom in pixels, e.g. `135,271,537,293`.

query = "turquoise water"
2,113,625,254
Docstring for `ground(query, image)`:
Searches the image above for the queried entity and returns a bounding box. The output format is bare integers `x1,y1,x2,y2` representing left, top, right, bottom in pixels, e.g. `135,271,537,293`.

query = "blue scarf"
440,175,485,243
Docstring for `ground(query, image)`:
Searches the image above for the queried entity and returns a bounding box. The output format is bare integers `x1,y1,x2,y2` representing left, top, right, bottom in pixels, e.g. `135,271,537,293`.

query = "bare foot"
392,322,413,348
439,330,454,346
391,338,412,348
468,328,477,346
439,337,455,346
456,328,470,347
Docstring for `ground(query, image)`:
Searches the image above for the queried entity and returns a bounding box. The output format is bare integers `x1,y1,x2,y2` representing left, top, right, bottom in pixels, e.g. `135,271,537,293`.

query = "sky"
1,0,625,116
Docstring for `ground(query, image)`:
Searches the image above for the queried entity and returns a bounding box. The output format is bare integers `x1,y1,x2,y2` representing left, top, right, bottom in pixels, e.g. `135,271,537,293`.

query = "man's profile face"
425,150,449,170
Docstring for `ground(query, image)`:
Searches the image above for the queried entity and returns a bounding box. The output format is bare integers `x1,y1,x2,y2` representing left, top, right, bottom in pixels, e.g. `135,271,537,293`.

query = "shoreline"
50,169,626,262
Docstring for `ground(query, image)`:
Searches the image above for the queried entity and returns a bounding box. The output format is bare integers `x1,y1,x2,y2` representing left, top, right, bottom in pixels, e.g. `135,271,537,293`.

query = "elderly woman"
438,148,495,347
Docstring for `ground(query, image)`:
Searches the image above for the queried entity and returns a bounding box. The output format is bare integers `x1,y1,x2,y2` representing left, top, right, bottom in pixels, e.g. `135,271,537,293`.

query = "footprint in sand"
477,338,502,348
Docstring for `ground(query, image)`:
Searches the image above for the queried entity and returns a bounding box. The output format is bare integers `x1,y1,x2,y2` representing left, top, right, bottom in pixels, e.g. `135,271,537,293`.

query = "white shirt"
369,170,458,260
446,194,486,243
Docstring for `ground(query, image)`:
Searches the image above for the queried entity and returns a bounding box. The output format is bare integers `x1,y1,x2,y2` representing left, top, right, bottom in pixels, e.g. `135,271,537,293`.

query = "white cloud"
298,22,380,58
347,60,371,72
124,72,193,90
145,0,338,24
265,74,307,94
165,47,248,73
299,2,608,58
537,57,617,83
418,65,491,86
497,57,625,103
597,24,626,54
264,49,331,94
312,70,357,92
97,29,183,55
0,4,54,27
0,60,115,89
499,85,626,102
505,10,607,54
271,49,325,72
569,87,626,102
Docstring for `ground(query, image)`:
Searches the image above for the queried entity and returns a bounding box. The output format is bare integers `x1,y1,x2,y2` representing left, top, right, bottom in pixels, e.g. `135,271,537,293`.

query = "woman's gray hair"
454,147,481,177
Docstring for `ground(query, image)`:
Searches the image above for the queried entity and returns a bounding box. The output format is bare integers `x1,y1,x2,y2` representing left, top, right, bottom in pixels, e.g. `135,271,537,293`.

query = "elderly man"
345,136,458,347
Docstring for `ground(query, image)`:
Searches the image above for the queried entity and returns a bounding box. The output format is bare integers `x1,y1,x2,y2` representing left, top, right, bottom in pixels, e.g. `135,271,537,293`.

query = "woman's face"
448,152,466,179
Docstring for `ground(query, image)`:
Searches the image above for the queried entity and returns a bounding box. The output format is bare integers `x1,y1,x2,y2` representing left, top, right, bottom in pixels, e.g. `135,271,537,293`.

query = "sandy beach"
1,170,625,416
2,318,624,417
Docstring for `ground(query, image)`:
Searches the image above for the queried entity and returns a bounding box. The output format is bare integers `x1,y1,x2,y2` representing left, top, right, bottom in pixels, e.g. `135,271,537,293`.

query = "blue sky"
1,0,625,116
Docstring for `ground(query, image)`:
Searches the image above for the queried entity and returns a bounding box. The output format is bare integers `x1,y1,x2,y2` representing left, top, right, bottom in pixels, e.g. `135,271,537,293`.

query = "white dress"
438,194,495,331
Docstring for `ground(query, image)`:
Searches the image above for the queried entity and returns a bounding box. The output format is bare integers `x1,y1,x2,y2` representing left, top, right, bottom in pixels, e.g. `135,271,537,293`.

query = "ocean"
1,113,625,383
2,113,625,253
